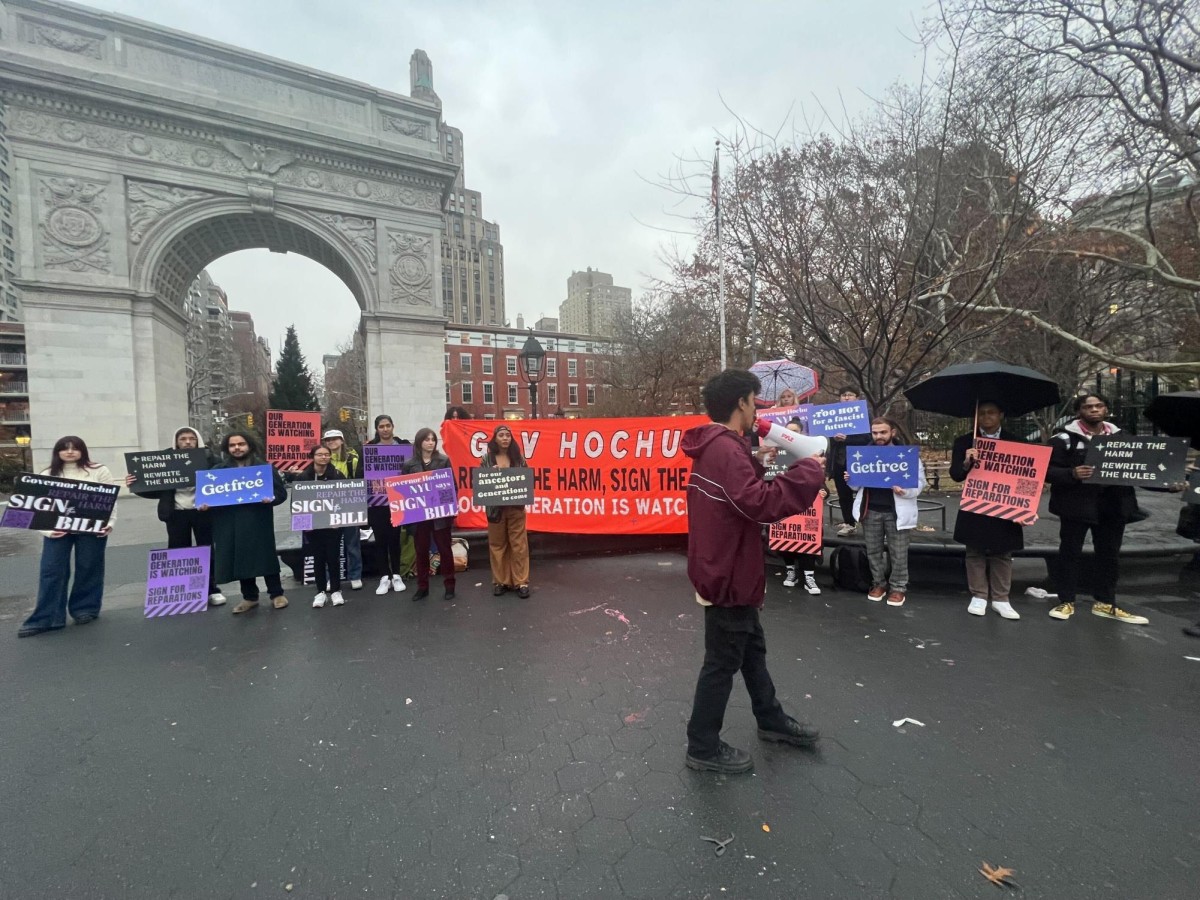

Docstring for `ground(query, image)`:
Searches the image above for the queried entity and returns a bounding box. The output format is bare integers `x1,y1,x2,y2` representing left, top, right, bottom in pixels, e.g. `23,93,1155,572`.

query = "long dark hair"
444,406,470,421
413,427,439,457
221,430,262,461
487,424,525,466
368,414,394,443
49,435,97,476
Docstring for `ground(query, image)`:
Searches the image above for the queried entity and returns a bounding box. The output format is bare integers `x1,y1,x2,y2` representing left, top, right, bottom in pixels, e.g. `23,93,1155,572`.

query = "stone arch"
130,196,377,312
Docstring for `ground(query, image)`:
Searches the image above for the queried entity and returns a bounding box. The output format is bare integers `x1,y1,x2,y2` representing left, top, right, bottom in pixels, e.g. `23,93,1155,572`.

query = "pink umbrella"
749,359,820,403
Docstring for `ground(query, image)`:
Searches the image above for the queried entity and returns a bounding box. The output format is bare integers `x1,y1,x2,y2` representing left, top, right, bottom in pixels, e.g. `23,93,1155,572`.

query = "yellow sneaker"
1091,603,1148,625
1048,602,1074,620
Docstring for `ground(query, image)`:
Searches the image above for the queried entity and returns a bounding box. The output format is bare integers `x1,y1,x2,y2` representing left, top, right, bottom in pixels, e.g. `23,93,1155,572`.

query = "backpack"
430,537,470,573
830,545,873,593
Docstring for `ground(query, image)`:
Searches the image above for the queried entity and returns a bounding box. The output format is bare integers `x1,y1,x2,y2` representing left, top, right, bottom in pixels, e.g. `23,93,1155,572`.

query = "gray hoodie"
172,426,205,511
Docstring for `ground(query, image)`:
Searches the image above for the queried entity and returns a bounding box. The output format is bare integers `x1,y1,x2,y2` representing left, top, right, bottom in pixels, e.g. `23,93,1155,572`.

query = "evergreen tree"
269,325,320,411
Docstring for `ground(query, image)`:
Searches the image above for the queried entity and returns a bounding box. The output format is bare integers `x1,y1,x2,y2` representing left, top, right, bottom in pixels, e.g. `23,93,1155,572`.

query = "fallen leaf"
979,862,1017,888
761,824,770,833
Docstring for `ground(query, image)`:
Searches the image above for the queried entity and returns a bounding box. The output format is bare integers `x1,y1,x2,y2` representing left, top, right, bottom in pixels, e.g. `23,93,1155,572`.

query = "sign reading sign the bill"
385,469,458,527
768,494,824,554
144,546,210,617
846,445,921,489
0,473,119,534
266,409,322,470
471,467,535,507
290,479,369,531
125,449,209,493
1083,434,1190,488
195,464,275,508
805,401,871,438
960,438,1052,525
362,444,413,506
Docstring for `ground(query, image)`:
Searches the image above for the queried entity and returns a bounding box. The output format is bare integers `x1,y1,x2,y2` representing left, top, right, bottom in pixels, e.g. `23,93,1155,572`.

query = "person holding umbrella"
949,401,1025,620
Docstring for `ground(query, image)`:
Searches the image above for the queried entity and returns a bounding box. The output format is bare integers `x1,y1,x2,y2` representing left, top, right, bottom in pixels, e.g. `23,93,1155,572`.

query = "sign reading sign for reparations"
960,438,1051,525
266,410,322,470
1083,435,1190,488
289,479,369,531
385,469,458,527
768,494,824,554
804,401,871,438
0,473,119,533
125,449,209,493
195,464,274,508
144,547,210,617
846,445,920,489
471,467,535,508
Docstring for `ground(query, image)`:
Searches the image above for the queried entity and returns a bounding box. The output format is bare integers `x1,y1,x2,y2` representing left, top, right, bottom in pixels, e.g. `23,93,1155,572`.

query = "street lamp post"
518,332,547,420
740,250,758,367
14,433,32,472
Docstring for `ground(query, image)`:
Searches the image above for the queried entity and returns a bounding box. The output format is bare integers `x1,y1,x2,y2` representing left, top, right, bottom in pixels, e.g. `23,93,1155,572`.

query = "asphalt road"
2,532,1199,899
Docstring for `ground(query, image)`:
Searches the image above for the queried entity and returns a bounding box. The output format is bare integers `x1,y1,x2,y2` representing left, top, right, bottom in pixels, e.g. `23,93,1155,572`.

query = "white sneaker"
392,574,406,592
782,566,798,588
350,579,363,590
991,601,1020,620
836,523,855,536
208,592,227,607
312,592,327,608
330,591,345,607
968,597,988,616
803,573,821,595
375,576,391,595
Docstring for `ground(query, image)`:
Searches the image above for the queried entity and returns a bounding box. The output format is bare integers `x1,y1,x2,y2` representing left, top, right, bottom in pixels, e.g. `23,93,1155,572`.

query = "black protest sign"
289,479,369,531
0,473,120,534
1082,434,1190,488
471,467,535,507
125,449,209,493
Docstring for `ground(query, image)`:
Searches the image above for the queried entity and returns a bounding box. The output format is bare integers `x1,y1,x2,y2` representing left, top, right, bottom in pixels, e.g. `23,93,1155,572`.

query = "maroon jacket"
683,423,826,608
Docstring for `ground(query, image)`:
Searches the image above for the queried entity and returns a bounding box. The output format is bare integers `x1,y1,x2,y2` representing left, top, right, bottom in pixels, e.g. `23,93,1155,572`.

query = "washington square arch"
0,0,460,467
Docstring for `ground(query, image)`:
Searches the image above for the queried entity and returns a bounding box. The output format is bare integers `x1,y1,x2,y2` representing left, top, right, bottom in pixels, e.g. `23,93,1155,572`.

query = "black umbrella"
1144,391,1200,450
904,362,1061,419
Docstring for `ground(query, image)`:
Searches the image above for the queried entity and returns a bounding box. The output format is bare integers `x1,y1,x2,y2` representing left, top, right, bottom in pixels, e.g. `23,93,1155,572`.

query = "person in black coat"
1044,393,1149,626
295,445,346,608
826,386,872,536
401,427,457,602
949,402,1025,620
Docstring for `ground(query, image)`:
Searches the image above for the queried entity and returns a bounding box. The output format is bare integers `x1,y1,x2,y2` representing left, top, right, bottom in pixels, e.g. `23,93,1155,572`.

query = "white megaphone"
756,419,828,459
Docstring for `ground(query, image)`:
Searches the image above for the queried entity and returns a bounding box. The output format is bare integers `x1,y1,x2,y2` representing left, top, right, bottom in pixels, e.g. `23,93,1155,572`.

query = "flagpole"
714,140,726,371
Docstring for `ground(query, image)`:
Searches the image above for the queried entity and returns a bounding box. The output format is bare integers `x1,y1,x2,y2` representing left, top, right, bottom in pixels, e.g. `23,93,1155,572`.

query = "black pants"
308,529,342,593
367,506,403,577
834,475,857,526
165,509,219,593
1057,518,1125,604
686,605,789,758
239,573,284,600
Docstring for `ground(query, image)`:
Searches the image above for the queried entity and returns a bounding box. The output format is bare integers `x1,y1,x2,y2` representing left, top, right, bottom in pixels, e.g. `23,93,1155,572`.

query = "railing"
0,415,31,424
0,352,27,366
0,381,29,393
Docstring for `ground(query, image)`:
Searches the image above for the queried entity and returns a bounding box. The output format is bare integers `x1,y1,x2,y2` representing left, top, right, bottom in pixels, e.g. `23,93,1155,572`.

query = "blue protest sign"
805,401,870,438
195,464,275,508
846,445,920,489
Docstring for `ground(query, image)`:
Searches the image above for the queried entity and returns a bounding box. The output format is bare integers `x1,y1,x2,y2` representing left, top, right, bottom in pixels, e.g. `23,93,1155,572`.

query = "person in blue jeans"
19,436,117,638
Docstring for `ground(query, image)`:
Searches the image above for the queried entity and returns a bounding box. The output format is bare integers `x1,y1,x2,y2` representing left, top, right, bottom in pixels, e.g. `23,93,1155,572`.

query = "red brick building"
444,324,612,418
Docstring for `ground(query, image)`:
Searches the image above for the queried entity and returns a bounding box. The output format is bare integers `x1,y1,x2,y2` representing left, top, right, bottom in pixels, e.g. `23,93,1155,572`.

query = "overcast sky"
99,0,931,364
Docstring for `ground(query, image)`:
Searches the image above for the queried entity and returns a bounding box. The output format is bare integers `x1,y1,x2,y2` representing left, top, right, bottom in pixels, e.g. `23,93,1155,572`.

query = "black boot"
758,715,820,747
685,741,753,774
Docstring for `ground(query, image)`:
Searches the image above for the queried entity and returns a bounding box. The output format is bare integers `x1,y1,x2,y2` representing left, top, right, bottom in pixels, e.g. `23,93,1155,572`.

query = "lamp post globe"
518,332,547,419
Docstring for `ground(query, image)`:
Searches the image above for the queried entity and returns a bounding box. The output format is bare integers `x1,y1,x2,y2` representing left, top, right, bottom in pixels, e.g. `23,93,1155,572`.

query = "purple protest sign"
385,468,458,527
144,546,210,617
362,444,413,507
758,404,810,430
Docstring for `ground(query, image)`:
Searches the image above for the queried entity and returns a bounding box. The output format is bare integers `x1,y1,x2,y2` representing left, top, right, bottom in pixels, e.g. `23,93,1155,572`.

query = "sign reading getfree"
846,445,921,489
195,464,275,508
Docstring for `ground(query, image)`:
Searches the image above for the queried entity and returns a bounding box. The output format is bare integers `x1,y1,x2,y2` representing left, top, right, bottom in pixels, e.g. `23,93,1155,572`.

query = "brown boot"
272,595,289,609
231,599,259,614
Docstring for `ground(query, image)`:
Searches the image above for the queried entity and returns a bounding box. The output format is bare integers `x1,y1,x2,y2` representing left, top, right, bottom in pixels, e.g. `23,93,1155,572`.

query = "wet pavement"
1,516,1199,899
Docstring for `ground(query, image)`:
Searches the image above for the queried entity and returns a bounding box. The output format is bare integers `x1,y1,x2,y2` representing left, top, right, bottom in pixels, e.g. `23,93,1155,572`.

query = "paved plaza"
2,495,1199,900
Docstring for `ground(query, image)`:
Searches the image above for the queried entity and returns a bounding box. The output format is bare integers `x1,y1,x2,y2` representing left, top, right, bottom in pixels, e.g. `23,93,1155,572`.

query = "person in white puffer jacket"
19,435,116,638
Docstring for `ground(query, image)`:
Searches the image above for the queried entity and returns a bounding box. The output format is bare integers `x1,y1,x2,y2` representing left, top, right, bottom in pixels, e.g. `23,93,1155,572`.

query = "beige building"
559,268,631,338
417,52,506,327
0,97,19,323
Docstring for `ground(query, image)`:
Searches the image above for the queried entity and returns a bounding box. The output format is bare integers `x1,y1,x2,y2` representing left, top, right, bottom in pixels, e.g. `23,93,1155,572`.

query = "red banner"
266,409,321,471
768,494,824,553
440,416,708,534
960,438,1051,525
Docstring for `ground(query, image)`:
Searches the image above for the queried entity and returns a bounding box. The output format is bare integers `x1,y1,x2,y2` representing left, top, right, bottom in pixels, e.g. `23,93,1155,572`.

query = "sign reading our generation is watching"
144,547,210,617
266,410,322,470
1083,435,1190,488
960,438,1052,524
846,445,920,489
